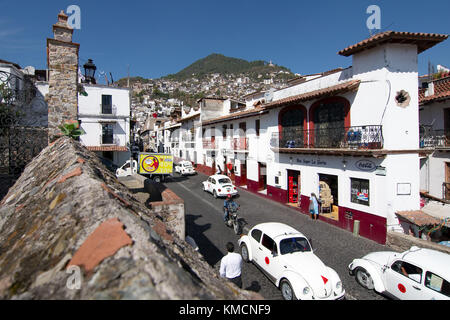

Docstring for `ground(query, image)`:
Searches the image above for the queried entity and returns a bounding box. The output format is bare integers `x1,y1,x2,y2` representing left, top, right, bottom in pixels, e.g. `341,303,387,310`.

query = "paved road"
163,172,392,300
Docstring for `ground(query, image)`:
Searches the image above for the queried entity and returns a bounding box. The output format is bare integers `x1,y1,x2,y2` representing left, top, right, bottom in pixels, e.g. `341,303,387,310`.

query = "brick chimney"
46,10,80,142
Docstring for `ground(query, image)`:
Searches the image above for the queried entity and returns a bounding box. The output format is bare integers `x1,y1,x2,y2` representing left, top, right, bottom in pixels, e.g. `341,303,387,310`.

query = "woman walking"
309,193,320,220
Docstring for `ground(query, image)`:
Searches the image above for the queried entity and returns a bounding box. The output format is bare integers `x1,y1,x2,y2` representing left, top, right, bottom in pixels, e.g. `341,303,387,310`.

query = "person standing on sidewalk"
219,242,243,288
309,193,320,220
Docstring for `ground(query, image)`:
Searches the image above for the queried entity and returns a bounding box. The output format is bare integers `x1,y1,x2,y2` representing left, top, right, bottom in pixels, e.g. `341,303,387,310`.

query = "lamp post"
83,59,97,84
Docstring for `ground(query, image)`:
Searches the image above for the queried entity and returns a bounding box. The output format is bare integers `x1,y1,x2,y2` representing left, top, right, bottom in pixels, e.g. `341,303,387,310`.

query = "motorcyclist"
223,194,238,223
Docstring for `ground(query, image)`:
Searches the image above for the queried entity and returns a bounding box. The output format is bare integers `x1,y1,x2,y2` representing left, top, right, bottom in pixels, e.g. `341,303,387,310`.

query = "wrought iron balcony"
270,125,383,150
202,139,216,149
420,126,450,148
232,137,249,151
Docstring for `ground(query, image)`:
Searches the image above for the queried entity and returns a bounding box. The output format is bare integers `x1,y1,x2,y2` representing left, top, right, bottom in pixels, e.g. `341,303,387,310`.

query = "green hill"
164,53,293,80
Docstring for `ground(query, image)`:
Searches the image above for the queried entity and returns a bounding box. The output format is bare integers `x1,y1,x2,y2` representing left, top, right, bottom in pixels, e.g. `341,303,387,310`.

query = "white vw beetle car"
349,246,450,300
238,222,345,300
175,161,196,176
202,174,238,198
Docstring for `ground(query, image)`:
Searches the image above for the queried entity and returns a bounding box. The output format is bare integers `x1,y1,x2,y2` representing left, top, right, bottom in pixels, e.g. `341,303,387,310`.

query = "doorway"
258,162,267,191
318,174,339,220
287,170,300,204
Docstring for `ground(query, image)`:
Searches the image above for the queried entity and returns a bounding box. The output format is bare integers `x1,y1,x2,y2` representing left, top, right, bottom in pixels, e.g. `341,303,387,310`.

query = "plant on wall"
58,119,85,140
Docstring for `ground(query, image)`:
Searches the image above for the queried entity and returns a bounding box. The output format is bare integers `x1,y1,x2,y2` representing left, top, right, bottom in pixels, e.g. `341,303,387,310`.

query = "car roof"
402,247,450,277
252,222,305,240
210,174,230,179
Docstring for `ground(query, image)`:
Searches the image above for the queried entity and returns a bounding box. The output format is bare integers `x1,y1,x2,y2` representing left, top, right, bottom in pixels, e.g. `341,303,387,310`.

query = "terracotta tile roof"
86,146,129,152
338,31,448,57
263,79,361,109
177,112,200,123
419,76,450,105
201,107,268,126
396,210,441,227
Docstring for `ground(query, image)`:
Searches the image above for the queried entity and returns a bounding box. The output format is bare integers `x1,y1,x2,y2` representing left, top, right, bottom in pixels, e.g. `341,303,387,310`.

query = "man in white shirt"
219,242,243,288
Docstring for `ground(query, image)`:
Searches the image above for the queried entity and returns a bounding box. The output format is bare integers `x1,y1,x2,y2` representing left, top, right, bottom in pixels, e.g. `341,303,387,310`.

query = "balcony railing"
232,137,249,151
185,142,196,149
420,126,450,148
270,125,383,150
202,139,216,149
99,104,119,116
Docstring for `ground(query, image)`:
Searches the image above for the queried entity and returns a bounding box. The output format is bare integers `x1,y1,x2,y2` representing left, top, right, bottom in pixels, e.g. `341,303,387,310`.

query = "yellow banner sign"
139,154,173,174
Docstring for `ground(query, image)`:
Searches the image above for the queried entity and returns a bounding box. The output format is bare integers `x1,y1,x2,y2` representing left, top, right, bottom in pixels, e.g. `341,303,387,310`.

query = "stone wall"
46,11,79,142
0,137,261,300
386,231,450,254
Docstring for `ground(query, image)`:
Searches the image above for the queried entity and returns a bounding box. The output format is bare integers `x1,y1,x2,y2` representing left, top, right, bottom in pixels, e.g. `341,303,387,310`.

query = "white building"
418,73,450,210
172,31,448,244
78,84,131,166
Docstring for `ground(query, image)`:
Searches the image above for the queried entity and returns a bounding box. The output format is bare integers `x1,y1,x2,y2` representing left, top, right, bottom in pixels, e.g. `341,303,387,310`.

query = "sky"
0,0,449,84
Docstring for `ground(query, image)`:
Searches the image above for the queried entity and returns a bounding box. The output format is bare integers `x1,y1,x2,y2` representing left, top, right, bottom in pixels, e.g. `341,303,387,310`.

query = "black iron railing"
270,125,383,149
420,126,450,148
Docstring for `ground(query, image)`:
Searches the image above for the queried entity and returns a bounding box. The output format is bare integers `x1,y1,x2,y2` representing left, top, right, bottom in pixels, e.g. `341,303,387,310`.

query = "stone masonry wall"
46,11,79,142
0,137,261,300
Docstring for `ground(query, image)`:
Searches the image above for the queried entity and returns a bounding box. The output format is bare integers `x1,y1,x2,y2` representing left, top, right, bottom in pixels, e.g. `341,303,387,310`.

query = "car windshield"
279,237,311,254
183,163,192,167
218,178,232,184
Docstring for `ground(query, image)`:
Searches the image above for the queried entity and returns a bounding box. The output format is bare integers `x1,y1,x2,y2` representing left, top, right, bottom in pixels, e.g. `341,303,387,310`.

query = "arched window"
310,97,350,148
278,105,306,148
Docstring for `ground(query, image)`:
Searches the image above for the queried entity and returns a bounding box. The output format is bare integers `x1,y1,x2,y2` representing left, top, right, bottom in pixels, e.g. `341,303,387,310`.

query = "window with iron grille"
280,107,304,148
102,95,112,114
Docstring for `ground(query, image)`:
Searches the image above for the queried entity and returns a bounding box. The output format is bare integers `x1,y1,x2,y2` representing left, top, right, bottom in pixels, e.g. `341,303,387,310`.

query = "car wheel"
213,190,218,198
355,268,375,290
280,279,297,300
240,244,250,262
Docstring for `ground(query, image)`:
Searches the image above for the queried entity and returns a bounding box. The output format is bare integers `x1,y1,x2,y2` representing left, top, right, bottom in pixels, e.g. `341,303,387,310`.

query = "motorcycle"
224,203,241,235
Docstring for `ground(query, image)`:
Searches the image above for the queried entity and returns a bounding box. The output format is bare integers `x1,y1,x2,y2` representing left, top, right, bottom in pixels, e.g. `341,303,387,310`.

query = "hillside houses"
156,31,449,245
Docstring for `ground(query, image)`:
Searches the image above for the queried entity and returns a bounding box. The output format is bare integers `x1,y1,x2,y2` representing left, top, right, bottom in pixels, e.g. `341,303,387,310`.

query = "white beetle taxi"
238,222,345,300
175,160,196,176
349,246,450,300
202,174,238,198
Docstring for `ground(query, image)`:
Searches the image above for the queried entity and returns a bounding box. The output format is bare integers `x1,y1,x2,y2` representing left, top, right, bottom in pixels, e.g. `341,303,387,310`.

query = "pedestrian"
219,242,243,288
309,193,320,220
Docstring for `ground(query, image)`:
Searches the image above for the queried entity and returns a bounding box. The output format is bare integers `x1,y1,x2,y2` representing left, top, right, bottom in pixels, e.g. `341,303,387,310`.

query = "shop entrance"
287,170,300,204
258,162,267,191
318,174,338,220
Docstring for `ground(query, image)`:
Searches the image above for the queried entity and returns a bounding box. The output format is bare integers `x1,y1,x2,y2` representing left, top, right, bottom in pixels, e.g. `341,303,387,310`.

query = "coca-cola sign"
355,160,376,172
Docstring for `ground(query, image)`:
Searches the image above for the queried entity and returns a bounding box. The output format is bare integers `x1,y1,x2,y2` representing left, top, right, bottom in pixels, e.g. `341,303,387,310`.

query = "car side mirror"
271,251,278,258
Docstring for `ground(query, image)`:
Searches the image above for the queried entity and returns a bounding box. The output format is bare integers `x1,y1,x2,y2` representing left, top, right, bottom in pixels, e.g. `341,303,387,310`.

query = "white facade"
78,84,131,166
163,32,448,244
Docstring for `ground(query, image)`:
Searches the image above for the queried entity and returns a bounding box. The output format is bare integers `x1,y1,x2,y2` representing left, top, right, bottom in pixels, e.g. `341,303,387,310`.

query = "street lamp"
83,59,97,84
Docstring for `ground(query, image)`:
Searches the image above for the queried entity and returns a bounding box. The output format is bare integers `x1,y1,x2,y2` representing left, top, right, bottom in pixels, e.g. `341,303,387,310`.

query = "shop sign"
355,160,376,172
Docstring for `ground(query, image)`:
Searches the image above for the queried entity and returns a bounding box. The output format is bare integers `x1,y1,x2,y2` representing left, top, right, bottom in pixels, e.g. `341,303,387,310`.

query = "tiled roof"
263,79,361,109
338,31,448,57
419,76,450,105
86,146,129,152
201,107,268,126
396,210,441,227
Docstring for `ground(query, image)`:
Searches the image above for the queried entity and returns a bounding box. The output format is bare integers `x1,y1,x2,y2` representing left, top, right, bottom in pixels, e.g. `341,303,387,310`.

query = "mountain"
164,53,294,80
